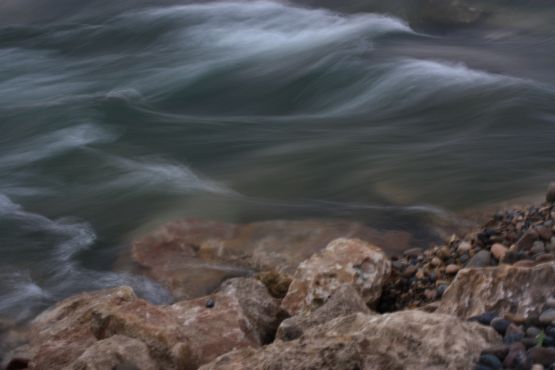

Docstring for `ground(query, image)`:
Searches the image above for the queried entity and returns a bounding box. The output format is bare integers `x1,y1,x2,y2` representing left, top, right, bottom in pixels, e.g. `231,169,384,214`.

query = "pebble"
491,318,511,335
531,365,544,370
545,326,555,338
482,345,510,360
403,266,417,277
543,335,555,347
479,354,503,369
540,309,555,325
531,241,546,255
436,284,448,297
514,259,536,268
537,226,553,241
527,347,555,366
504,342,529,369
516,230,539,251
491,243,508,261
431,257,442,267
458,241,472,253
205,297,215,308
466,250,492,268
445,264,460,274
526,326,542,338
470,312,497,326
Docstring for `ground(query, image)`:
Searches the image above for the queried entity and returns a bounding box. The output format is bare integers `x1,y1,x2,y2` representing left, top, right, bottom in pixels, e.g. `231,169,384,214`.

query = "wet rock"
466,250,492,268
199,311,501,370
528,347,555,367
281,238,390,315
65,335,157,370
479,353,503,369
470,312,497,326
130,219,410,300
6,278,282,370
491,318,511,335
437,262,555,319
540,309,555,325
276,284,372,341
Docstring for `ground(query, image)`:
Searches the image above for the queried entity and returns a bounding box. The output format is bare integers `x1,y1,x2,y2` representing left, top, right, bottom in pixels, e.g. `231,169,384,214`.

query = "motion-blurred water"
1,0,555,323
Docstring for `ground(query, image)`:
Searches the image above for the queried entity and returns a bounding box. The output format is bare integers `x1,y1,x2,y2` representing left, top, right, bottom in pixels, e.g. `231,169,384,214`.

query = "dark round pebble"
544,335,555,347
479,354,503,369
470,312,497,326
504,333,525,344
491,318,511,335
205,297,215,308
546,326,555,338
436,284,448,297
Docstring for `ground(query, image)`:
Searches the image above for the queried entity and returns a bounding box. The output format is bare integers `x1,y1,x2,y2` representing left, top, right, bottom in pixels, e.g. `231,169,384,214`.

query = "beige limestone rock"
200,310,500,370
437,262,555,319
276,284,372,341
281,238,390,315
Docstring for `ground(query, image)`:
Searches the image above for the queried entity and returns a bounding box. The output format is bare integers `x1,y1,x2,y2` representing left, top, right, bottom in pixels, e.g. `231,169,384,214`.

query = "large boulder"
276,284,372,341
130,219,411,300
281,238,390,315
436,261,555,319
200,310,501,370
6,278,281,370
65,335,157,370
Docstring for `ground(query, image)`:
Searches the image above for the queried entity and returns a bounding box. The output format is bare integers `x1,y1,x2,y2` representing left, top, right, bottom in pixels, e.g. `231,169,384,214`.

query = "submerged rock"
436,262,555,319
280,238,391,315
199,310,500,370
130,219,411,300
6,278,281,370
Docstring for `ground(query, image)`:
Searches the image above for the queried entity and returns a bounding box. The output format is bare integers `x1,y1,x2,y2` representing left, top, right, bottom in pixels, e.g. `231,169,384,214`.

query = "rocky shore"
2,183,555,370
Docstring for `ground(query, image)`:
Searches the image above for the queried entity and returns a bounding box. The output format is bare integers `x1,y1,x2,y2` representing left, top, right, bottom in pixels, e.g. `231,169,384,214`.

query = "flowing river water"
1,0,555,323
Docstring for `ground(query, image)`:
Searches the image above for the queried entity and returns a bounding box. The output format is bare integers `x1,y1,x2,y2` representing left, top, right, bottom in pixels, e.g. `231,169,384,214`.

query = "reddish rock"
281,238,390,315
200,311,500,370
6,278,281,370
66,335,157,370
130,219,411,300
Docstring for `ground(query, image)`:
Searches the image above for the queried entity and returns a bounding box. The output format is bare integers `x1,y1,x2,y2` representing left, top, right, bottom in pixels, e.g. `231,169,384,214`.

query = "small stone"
445,264,460,274
391,260,404,270
545,326,555,338
457,241,472,253
404,248,423,257
466,250,492,268
506,314,527,325
205,297,215,308
504,342,530,369
459,254,469,264
532,241,546,255
431,257,442,267
543,335,555,347
491,318,511,336
479,353,503,369
537,226,553,241
546,182,555,203
403,266,417,277
516,230,539,251
436,284,448,297
482,344,510,360
424,289,437,301
491,243,509,261
505,333,525,344
470,312,497,326
528,347,555,366
415,269,425,280
526,326,542,338
540,309,555,325
531,364,544,370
